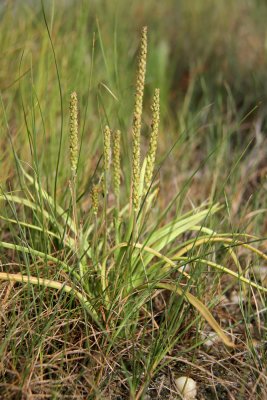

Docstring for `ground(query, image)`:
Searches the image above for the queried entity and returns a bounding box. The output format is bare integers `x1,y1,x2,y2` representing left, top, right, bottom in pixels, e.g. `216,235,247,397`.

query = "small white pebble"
175,376,197,400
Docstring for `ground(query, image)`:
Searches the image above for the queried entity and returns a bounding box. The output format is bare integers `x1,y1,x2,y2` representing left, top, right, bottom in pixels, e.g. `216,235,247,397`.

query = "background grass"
0,0,267,399
1,0,267,225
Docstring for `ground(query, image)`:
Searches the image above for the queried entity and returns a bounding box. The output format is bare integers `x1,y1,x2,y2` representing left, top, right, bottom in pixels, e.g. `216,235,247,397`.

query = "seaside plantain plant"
1,26,267,398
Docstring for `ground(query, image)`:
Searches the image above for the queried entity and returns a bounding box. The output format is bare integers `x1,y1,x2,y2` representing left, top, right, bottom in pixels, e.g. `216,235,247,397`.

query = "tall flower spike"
104,125,111,173
113,130,121,198
69,92,79,175
144,88,160,193
132,26,147,210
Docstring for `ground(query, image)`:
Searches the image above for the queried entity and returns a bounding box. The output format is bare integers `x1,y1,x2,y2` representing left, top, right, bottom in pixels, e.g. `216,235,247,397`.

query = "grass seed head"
132,26,147,210
69,91,79,175
144,88,160,193
104,125,111,173
113,130,121,198
91,184,99,215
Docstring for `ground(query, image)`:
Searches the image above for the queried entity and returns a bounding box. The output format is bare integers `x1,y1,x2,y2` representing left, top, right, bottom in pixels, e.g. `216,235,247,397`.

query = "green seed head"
69,91,79,175
91,184,99,215
132,26,147,210
104,125,111,173
144,88,160,192
113,130,121,198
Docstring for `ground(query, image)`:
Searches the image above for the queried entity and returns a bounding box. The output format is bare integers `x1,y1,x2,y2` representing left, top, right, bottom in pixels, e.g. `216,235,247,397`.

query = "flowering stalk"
132,26,147,211
69,92,84,279
69,92,79,236
69,92,79,176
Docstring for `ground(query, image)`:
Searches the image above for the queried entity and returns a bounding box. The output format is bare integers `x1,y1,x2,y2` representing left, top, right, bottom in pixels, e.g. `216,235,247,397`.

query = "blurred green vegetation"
1,0,267,225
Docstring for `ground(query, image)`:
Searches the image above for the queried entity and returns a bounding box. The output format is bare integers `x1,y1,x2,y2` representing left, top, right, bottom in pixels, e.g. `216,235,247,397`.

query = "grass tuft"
0,6,267,398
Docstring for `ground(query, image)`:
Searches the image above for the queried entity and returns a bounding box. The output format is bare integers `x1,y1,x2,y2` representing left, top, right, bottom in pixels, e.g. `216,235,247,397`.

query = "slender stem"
101,172,108,297
71,173,84,280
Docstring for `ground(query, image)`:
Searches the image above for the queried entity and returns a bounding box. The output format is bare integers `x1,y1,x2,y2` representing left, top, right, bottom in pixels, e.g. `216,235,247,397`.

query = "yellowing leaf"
157,282,235,348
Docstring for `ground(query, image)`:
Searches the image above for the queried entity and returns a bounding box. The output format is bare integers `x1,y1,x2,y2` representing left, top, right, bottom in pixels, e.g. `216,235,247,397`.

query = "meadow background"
0,0,267,399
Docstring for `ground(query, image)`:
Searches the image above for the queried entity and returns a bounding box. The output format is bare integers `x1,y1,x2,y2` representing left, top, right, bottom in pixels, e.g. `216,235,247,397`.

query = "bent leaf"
156,282,235,348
